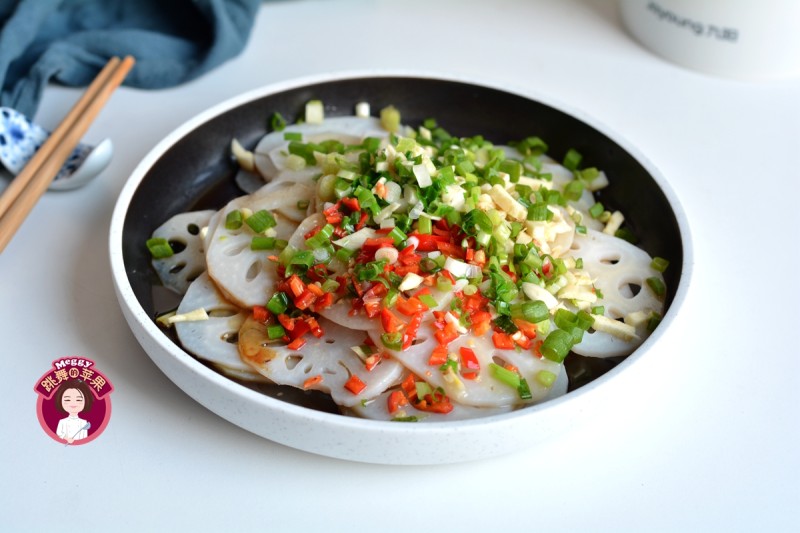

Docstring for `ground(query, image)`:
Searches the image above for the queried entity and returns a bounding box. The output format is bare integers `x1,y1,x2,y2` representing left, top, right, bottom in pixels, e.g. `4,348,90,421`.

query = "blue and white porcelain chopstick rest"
0,107,113,190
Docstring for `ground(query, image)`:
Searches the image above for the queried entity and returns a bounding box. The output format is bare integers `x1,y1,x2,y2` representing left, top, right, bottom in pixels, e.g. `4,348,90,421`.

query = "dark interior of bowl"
122,76,684,408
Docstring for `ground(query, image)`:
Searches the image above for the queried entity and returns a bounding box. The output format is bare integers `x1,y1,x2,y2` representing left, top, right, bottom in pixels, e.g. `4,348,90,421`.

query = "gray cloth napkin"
0,0,262,118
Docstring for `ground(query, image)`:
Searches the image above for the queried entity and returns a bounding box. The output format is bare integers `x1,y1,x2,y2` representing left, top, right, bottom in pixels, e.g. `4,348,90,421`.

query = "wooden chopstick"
0,55,135,254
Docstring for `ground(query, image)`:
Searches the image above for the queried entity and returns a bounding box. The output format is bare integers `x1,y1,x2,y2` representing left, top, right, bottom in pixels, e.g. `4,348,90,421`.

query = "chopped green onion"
589,202,604,219
289,250,314,270
146,237,174,259
335,247,356,262
436,276,453,293
418,294,437,309
380,105,401,133
251,236,276,250
305,224,334,249
564,179,584,201
356,259,387,281
535,370,556,388
512,136,548,156
489,363,520,389
283,132,302,141
355,186,379,215
595,288,604,299
578,167,599,182
270,112,286,131
417,215,432,235
245,210,276,233
614,228,637,243
382,288,399,308
391,416,420,423
554,308,577,330
267,292,289,315
646,276,666,297
499,159,522,183
575,310,594,330
463,209,493,235
492,315,518,334
527,203,553,222
321,279,340,293
439,358,459,375
267,324,286,339
510,300,549,324
591,305,605,315
562,148,583,171
362,137,381,152
651,256,670,272
490,270,518,303
517,377,533,400
381,331,403,350
333,177,353,198
647,312,662,332
415,381,433,399
386,226,407,246
541,329,573,363
225,210,243,230
288,141,317,165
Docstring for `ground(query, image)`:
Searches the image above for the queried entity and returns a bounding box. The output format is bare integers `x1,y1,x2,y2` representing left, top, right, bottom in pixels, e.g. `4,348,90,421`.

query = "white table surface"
3,1,798,530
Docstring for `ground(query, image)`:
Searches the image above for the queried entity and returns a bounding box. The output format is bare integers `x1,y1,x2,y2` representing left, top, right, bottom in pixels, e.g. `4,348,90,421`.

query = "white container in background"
619,0,800,81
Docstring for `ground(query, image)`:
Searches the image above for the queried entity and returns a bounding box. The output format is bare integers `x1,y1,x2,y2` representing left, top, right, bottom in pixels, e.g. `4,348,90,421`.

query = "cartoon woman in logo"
53,379,93,444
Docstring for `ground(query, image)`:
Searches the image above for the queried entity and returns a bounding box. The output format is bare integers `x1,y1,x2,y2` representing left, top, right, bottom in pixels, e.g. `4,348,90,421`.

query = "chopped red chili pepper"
364,353,381,371
428,344,449,366
312,292,334,312
305,316,324,338
278,314,296,331
492,331,515,350
435,321,459,346
252,305,269,323
408,232,447,252
287,275,306,298
344,374,367,395
287,337,306,350
459,346,480,379
394,295,428,316
303,375,323,389
341,197,360,212
387,390,408,414
294,289,317,310
354,211,369,231
380,307,404,334
470,310,492,336
402,312,424,350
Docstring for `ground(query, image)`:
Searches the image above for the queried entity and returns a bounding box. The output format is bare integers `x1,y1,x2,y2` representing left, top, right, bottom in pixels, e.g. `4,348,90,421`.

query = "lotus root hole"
168,239,187,254
245,260,261,282
618,282,641,298
284,354,303,370
208,307,237,318
224,242,249,257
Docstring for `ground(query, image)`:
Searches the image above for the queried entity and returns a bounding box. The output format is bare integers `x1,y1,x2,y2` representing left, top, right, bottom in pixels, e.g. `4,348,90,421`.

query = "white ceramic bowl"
620,0,800,81
109,72,692,465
